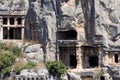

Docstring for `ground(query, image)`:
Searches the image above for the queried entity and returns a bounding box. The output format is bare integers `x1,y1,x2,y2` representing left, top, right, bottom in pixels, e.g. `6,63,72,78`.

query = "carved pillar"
15,17,17,26
76,46,82,69
22,28,24,40
7,17,10,39
0,25,3,40
98,44,103,67
0,16,3,40
104,51,108,65
56,42,59,61
7,27,10,39
22,17,25,26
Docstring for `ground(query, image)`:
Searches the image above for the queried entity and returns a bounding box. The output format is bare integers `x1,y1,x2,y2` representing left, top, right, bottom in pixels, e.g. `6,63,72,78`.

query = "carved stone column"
98,44,103,67
0,17,3,40
76,46,82,70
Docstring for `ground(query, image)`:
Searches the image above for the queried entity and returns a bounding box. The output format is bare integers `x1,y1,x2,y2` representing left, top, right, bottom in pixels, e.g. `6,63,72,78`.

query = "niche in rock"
115,54,119,63
59,47,77,68
61,0,69,3
89,56,98,68
100,76,105,80
57,30,77,40
70,54,77,68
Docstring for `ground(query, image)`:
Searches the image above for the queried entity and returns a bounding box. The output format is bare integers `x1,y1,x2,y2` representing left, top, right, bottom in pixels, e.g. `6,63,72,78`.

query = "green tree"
46,61,67,77
0,52,16,76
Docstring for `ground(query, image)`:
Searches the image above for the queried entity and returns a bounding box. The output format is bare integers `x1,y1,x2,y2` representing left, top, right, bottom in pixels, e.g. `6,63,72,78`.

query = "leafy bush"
25,61,36,69
11,47,22,56
46,61,67,76
13,61,36,74
0,52,16,76
97,70,104,77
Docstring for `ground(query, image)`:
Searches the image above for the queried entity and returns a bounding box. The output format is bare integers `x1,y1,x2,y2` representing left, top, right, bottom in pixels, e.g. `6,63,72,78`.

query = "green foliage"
11,47,22,56
25,61,36,69
13,61,36,74
46,61,67,76
0,52,16,76
1,67,12,76
97,70,104,77
0,43,6,50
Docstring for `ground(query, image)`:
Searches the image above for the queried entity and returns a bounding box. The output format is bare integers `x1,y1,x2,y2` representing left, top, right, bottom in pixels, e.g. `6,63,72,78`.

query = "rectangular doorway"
3,27,22,39
59,47,77,68
115,54,119,63
9,28,21,39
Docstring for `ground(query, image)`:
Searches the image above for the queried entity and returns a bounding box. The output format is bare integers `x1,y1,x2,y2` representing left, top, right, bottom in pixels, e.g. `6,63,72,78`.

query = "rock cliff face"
1,0,120,80
0,0,28,11
95,0,120,48
24,0,120,49
0,0,120,60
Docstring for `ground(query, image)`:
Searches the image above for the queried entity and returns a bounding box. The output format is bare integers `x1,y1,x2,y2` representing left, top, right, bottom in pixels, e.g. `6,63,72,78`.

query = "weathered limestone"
0,0,120,80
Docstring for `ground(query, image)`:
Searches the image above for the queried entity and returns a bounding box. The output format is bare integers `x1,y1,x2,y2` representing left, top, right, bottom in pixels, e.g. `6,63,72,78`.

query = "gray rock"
25,51,44,62
67,72,81,80
109,11,119,24
61,74,68,80
15,58,28,63
104,73,113,80
16,43,24,49
25,44,41,53
20,69,37,76
26,52,35,59
38,68,48,75
0,0,28,11
95,0,120,48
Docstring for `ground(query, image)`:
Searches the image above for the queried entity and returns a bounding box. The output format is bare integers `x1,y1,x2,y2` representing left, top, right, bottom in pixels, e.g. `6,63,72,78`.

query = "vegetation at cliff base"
0,52,16,76
13,61,36,74
46,61,67,76
11,47,22,56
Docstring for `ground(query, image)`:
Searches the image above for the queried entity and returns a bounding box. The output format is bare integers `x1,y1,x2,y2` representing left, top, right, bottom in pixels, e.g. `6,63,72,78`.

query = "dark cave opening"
59,47,77,68
57,30,77,40
10,17,14,25
3,17,7,25
17,17,22,25
70,54,77,68
115,54,118,63
3,27,21,39
100,76,105,80
89,56,98,68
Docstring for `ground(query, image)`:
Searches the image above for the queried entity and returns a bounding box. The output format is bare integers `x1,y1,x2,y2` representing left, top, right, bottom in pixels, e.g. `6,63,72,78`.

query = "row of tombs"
57,29,120,80
0,14,119,68
57,29,120,69
0,12,120,80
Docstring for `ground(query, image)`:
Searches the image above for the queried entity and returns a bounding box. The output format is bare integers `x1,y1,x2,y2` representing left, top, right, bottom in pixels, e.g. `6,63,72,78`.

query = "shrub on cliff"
0,52,16,76
13,61,36,74
11,47,22,56
46,61,67,77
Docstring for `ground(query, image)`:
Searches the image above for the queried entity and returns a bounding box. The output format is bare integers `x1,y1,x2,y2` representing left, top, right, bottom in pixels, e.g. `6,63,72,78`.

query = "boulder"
25,44,41,53
20,69,37,76
67,72,81,80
